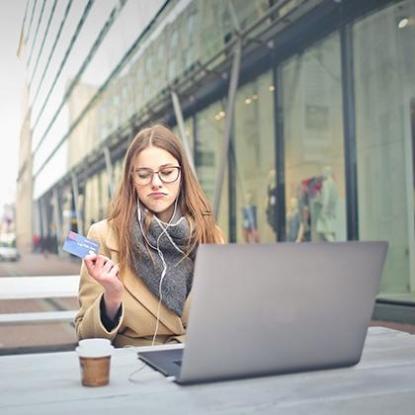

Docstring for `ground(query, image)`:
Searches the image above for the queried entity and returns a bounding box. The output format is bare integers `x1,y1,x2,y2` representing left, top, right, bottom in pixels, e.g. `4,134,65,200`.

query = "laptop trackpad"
139,348,184,378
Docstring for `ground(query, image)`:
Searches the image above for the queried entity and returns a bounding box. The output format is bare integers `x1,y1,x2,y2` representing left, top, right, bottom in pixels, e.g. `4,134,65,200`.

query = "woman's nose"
151,172,163,187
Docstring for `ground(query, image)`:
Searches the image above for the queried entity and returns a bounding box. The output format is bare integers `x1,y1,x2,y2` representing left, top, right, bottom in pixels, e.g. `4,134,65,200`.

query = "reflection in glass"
281,33,345,243
195,101,229,240
234,71,276,243
354,0,415,299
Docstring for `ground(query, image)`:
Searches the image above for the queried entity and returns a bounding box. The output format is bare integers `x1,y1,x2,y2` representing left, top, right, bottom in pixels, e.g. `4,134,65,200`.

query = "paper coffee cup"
76,339,114,387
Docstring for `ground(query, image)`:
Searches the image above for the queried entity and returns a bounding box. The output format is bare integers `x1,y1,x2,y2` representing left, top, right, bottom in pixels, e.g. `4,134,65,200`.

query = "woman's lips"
148,192,167,199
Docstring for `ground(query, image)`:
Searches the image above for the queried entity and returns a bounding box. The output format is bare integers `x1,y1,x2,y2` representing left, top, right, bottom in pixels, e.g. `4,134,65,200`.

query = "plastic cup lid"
76,345,114,358
78,338,111,348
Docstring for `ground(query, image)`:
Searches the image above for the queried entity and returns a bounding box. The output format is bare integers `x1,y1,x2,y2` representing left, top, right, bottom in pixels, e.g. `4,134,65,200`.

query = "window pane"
234,70,276,243
172,117,194,158
195,101,229,240
281,33,346,242
354,0,415,300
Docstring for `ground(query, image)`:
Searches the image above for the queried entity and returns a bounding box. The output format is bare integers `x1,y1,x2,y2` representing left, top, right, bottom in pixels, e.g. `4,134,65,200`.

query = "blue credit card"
62,231,99,259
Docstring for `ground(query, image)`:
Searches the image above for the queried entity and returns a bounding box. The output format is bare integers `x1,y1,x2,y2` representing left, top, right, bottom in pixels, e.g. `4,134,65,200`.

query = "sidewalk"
0,253,81,354
0,252,81,277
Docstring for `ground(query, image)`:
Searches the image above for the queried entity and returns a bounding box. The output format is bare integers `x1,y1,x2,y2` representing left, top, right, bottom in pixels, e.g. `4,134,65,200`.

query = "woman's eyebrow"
134,163,176,170
159,163,177,168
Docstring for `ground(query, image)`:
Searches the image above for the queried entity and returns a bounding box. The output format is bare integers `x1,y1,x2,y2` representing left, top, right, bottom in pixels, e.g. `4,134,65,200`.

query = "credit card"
62,231,99,259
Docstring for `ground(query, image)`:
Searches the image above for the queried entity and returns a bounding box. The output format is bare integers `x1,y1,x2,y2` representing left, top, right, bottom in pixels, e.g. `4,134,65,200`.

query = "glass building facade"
19,0,415,321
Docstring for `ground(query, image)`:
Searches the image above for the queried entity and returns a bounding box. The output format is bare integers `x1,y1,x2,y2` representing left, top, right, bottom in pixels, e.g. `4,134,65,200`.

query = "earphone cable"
128,195,181,383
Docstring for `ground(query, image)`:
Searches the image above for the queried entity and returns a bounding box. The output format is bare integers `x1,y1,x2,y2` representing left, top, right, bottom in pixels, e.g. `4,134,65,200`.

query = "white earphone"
128,195,186,381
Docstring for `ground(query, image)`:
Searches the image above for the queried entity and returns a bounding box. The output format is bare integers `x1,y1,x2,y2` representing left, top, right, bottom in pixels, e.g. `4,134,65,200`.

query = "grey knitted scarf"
130,208,195,316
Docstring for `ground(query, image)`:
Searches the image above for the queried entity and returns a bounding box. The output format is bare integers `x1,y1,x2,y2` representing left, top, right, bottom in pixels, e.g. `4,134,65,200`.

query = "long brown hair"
108,124,223,273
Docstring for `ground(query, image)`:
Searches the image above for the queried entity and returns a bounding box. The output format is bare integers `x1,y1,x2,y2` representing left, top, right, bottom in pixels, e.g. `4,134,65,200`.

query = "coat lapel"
182,294,191,328
123,268,185,334
105,224,119,253
104,222,185,334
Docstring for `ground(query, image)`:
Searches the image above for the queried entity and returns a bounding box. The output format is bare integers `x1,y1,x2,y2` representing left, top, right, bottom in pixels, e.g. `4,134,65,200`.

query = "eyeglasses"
133,166,181,185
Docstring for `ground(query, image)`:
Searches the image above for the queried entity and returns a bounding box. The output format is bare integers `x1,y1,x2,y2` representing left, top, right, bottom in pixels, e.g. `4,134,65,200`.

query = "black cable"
29,0,58,84
31,0,94,134
27,0,47,67
30,0,72,110
24,0,38,45
19,0,30,44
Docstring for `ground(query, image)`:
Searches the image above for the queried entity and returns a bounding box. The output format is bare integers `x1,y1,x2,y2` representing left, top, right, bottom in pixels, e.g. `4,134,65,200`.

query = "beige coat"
74,219,191,347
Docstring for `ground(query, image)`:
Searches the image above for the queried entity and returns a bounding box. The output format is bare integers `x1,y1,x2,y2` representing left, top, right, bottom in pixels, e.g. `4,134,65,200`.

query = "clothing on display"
286,198,303,242
316,170,338,241
266,184,278,234
297,176,323,242
242,204,260,243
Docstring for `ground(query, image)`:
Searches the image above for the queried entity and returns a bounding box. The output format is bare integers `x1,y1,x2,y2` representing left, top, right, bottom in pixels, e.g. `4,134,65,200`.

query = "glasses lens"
159,167,180,183
135,169,153,185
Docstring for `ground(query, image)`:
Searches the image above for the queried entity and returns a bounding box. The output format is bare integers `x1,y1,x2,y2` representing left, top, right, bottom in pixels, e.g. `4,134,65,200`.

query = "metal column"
39,197,48,241
171,90,196,174
52,188,62,255
103,146,115,199
273,64,286,242
340,25,359,240
71,172,84,235
213,40,242,218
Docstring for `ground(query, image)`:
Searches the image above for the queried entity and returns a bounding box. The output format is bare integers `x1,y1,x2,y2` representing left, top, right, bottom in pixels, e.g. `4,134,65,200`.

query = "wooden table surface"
1,327,415,414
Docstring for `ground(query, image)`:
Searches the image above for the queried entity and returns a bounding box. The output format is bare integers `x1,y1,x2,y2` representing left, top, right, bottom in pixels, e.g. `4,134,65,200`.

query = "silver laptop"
139,242,388,384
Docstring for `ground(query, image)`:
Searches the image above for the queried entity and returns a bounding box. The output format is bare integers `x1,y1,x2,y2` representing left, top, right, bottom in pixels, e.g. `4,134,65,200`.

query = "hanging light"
398,17,409,29
214,111,225,121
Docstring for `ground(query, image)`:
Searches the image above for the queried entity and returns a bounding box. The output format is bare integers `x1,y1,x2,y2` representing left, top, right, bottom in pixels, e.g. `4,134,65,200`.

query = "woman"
75,124,223,347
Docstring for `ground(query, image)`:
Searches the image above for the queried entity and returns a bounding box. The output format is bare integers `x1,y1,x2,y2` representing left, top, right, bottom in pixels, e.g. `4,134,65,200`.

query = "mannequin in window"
297,178,321,242
316,166,338,242
242,192,260,243
265,169,278,234
286,197,304,242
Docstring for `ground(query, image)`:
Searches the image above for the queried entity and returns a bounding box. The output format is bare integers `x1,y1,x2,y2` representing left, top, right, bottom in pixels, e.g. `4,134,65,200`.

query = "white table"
1,327,415,414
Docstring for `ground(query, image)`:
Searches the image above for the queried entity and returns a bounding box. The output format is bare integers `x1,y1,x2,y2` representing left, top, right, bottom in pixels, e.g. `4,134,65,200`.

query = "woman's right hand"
84,254,123,319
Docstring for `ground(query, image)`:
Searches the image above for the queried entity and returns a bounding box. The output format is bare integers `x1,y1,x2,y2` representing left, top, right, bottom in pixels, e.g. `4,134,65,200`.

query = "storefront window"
195,101,229,240
172,117,194,158
84,174,100,229
281,33,346,243
354,0,415,300
98,170,110,220
234,71,276,243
